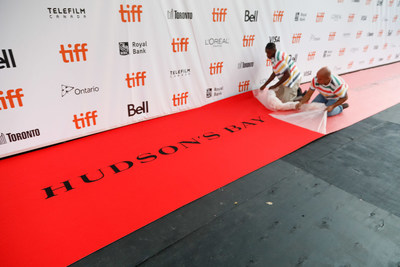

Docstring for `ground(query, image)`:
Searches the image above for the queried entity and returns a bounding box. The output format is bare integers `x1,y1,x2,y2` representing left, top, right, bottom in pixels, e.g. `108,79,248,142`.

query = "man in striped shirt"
296,67,349,116
260,42,303,103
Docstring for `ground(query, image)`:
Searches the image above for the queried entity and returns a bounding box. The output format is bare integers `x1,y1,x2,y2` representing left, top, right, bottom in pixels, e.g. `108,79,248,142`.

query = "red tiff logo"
243,35,255,47
328,32,336,41
363,45,369,52
239,81,250,92
389,0,395,6
388,54,392,60
369,58,374,64
348,13,355,22
378,30,383,37
383,43,388,50
172,92,188,106
339,48,345,56
393,15,398,22
397,30,400,36
59,43,88,63
308,51,316,61
209,62,223,75
73,111,98,129
316,12,325,22
126,71,146,88
348,61,353,69
366,0,372,4
356,31,363,39
171,38,189,52
292,33,302,44
273,11,284,22
0,88,24,110
119,4,142,22
266,59,272,67
372,14,378,22
212,8,227,22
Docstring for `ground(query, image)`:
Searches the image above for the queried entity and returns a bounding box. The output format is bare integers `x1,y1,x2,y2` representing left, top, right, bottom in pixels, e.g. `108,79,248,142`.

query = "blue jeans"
312,94,344,117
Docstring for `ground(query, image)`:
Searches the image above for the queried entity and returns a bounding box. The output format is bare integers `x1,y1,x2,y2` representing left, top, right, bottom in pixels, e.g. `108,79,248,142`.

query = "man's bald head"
316,67,332,85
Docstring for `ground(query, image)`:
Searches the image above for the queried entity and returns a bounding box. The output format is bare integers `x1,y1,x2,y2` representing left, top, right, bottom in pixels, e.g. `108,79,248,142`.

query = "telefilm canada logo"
0,129,41,145
47,7,86,19
61,85,99,97
167,9,193,19
119,41,148,55
170,68,191,78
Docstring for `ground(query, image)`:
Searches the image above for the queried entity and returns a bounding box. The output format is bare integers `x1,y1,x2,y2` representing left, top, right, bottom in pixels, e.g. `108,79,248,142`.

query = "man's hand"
260,84,267,90
296,102,302,110
326,105,335,113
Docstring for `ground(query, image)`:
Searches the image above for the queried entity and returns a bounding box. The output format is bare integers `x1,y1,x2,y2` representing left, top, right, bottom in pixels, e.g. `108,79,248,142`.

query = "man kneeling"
296,67,349,116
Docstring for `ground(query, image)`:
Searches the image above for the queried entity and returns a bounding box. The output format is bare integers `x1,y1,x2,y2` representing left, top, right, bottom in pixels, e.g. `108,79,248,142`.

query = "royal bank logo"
170,68,191,78
0,49,16,69
237,61,254,69
119,41,148,55
205,38,229,47
269,36,280,43
1,129,41,144
244,10,258,22
323,50,332,58
294,12,307,21
61,85,99,97
47,7,86,19
206,87,224,98
167,9,193,19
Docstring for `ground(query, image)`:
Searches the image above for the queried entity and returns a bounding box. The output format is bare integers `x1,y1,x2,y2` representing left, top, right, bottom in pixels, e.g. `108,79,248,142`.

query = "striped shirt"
310,74,348,99
271,50,302,88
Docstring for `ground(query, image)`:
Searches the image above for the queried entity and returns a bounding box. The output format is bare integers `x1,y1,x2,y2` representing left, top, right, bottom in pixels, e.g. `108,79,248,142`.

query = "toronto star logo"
167,9,193,19
61,85,99,97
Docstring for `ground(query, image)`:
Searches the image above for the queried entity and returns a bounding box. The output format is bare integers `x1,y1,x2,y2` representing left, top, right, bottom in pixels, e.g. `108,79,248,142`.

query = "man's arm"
260,72,276,90
296,89,314,109
326,93,348,112
269,69,290,89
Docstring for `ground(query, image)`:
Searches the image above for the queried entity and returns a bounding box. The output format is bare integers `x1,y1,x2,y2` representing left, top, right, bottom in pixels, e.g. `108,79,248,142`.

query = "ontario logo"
61,85,99,97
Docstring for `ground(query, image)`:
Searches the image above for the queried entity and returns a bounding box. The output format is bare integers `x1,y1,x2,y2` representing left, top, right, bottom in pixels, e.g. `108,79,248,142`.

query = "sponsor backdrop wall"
1,0,399,158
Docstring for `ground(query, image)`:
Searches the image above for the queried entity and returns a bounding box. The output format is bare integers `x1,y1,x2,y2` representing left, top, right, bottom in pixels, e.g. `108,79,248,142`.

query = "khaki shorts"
274,79,301,103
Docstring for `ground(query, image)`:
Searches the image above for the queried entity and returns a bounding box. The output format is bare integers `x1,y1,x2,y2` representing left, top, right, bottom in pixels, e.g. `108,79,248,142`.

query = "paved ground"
72,104,400,267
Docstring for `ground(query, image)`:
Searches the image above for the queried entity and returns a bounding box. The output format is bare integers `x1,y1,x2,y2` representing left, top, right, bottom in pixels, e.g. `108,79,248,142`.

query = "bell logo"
356,31,363,39
171,38,189,52
59,43,88,63
0,88,24,110
339,48,345,56
0,49,16,69
372,14,378,22
73,111,98,129
273,11,284,22
348,13,355,22
212,8,227,22
363,45,369,52
307,51,316,61
209,62,223,75
172,92,189,106
125,71,146,88
242,35,255,47
244,10,258,22
328,32,336,41
348,61,353,69
292,33,302,44
316,12,325,22
127,101,149,117
266,59,272,67
238,81,250,93
119,4,142,22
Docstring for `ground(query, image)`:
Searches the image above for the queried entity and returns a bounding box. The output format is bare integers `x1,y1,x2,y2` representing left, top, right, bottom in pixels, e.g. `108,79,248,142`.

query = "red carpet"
1,62,400,266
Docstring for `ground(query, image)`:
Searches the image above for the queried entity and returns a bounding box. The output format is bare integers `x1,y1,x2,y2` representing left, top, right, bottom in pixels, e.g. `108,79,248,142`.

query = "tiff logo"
383,43,388,49
348,13,355,22
339,48,345,56
389,0,395,6
266,59,272,67
366,0,372,4
363,45,369,52
378,30,383,37
0,88,24,110
292,33,302,43
273,11,284,22
119,4,142,22
308,51,316,61
59,43,88,63
372,14,378,22
171,38,189,52
209,62,223,75
338,0,344,2
172,92,189,106
73,111,98,129
316,12,325,22
239,81,250,92
128,101,149,117
0,133,6,145
393,15,398,22
388,54,392,60
212,8,227,22
243,35,255,47
0,49,16,69
244,10,258,22
348,61,353,69
397,29,400,36
126,71,146,88
356,31,363,38
328,32,336,41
